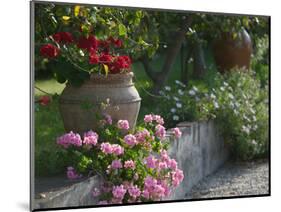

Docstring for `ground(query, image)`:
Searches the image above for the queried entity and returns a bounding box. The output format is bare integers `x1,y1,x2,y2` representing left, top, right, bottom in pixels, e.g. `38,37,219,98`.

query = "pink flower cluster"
57,114,185,204
117,120,130,130
145,155,157,169
144,114,164,125
160,150,178,170
128,185,141,199
112,184,127,200
83,130,98,146
66,167,82,180
124,134,137,147
104,114,113,125
135,129,150,143
57,131,82,148
145,150,179,172
142,176,167,200
124,160,135,169
111,159,123,169
171,169,184,187
172,127,182,139
100,142,124,155
155,124,166,140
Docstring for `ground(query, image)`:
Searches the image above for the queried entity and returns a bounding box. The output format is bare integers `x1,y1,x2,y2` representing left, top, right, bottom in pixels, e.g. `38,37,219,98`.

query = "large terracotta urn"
213,28,252,74
59,72,141,134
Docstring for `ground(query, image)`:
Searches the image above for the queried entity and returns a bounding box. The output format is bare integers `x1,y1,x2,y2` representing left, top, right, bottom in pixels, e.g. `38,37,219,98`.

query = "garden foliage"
159,69,269,159
56,114,184,204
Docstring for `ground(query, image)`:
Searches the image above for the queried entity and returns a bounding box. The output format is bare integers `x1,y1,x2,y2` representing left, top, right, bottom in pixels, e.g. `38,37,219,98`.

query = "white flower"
173,115,179,121
235,102,240,108
176,103,182,108
220,86,225,91
79,49,85,56
164,86,171,91
252,115,257,122
234,109,239,115
242,125,250,135
188,57,194,63
188,90,196,96
213,101,219,109
170,108,176,113
223,82,229,87
250,108,256,114
173,96,179,101
192,86,198,92
228,93,234,99
210,93,216,99
243,115,250,122
178,89,184,96
175,80,186,87
251,140,257,146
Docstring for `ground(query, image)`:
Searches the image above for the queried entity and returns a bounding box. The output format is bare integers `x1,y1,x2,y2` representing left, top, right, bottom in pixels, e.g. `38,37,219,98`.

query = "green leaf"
118,24,127,36
50,16,57,28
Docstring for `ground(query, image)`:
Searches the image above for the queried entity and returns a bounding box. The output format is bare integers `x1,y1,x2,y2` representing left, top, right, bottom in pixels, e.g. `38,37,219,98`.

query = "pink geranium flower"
124,134,137,147
172,127,182,139
117,120,130,130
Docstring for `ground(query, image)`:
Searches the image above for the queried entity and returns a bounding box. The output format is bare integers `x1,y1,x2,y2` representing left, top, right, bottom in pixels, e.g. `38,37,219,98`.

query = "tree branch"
154,16,193,91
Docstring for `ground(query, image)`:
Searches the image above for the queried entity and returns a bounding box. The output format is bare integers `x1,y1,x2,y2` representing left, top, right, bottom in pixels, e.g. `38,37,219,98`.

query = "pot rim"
90,72,134,80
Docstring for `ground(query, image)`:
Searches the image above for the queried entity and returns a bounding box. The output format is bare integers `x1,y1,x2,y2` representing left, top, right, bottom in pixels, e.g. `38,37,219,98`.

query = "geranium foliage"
56,114,184,204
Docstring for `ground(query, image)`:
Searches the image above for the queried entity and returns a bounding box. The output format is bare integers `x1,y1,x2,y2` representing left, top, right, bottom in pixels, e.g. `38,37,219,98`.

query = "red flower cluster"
53,32,74,43
38,96,51,106
89,52,99,64
77,35,99,52
40,44,60,58
99,53,113,64
40,31,131,74
109,56,132,74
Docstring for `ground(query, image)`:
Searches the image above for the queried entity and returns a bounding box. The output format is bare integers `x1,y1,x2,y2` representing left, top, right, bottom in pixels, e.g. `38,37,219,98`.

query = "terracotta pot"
59,72,141,134
213,28,252,74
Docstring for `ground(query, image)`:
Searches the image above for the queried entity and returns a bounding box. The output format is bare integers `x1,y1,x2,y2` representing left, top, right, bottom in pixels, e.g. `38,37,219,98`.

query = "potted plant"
212,28,252,73
40,31,141,133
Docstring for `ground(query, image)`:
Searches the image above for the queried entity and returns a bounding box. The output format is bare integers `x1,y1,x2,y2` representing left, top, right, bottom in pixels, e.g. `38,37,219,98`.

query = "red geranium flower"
99,53,113,64
38,96,51,106
106,37,123,48
77,35,98,52
40,44,60,58
114,39,122,48
53,32,74,43
99,39,110,49
109,56,132,74
89,52,99,64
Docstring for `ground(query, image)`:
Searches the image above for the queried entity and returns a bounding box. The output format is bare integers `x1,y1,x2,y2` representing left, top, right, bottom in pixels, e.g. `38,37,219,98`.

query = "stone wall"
33,120,229,210
166,120,229,200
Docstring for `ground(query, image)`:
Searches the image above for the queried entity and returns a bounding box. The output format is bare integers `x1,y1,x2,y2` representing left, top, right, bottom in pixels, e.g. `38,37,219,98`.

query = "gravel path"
185,160,269,199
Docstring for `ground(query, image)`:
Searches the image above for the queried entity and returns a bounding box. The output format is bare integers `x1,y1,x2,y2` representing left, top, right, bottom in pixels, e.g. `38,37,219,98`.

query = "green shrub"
159,69,269,160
